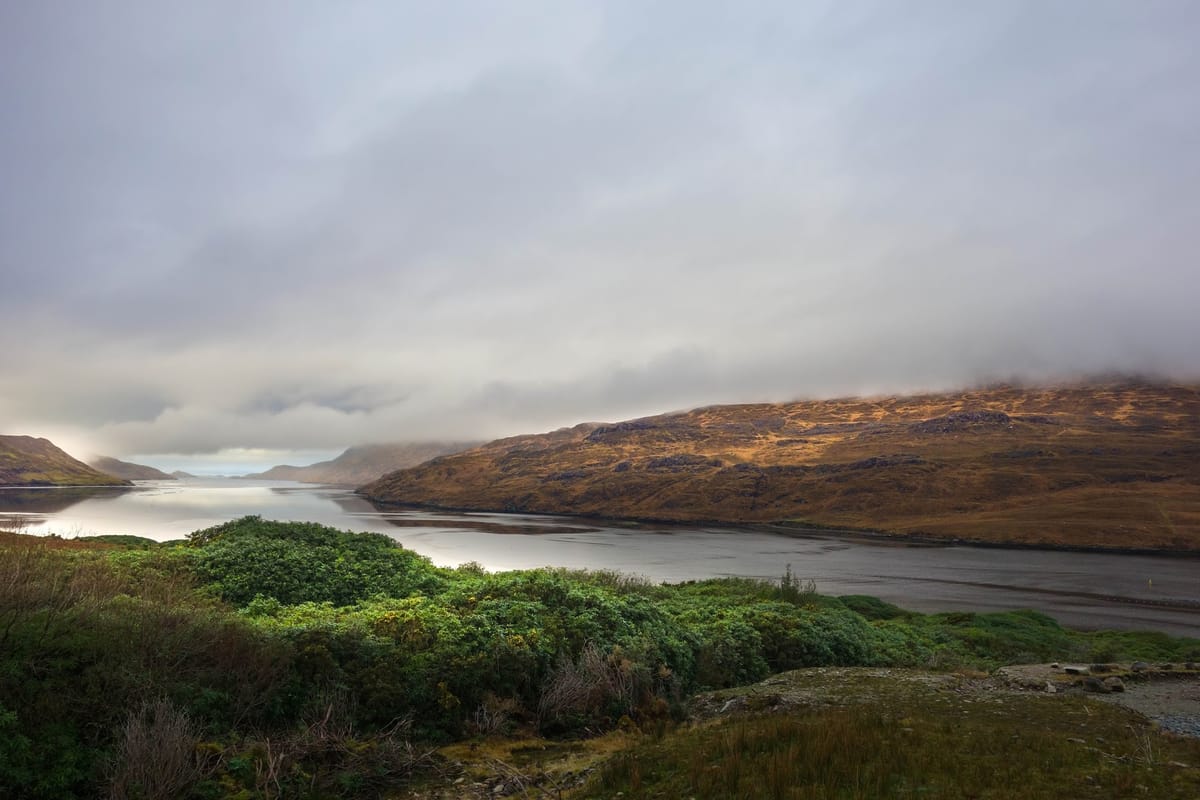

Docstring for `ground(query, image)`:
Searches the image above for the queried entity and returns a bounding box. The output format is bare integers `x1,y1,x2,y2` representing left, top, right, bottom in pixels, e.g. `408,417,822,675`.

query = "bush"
538,643,644,731
188,517,446,606
107,699,207,800
838,594,910,620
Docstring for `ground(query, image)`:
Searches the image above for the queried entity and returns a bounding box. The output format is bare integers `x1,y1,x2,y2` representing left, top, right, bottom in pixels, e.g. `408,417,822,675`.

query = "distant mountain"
359,382,1200,551
0,436,132,487
88,456,177,481
244,442,480,486
170,470,198,479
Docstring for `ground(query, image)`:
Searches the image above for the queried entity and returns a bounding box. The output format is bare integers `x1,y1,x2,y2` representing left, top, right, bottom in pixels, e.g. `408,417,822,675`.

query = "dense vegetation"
1,517,1197,798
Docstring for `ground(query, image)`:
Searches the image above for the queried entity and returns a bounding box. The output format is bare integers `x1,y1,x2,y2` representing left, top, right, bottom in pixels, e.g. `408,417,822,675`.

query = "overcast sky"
2,1,1198,471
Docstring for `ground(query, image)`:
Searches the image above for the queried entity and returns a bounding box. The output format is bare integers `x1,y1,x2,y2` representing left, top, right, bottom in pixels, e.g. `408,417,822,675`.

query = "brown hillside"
0,436,132,487
88,456,176,481
359,382,1200,550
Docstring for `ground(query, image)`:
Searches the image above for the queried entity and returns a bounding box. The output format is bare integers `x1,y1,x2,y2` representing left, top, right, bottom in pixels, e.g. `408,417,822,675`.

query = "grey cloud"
2,1,1198,463
240,384,410,417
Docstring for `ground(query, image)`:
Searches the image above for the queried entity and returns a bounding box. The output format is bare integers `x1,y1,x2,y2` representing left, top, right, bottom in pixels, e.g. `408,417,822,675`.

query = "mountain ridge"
243,441,480,485
359,382,1200,551
0,436,132,487
87,456,176,481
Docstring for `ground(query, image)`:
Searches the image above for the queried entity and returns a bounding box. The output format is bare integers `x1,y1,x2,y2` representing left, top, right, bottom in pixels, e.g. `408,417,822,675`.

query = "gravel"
1094,677,1200,738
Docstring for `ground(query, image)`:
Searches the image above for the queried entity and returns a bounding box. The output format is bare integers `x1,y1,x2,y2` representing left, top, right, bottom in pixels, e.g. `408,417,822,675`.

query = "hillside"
244,441,480,485
88,455,176,481
360,382,1200,551
0,435,132,487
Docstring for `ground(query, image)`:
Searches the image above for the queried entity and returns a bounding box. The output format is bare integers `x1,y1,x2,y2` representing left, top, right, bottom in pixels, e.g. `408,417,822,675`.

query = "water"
2,479,1197,636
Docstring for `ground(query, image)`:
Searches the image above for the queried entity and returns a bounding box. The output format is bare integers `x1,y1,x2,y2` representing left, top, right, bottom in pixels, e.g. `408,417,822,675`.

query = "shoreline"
356,494,1200,558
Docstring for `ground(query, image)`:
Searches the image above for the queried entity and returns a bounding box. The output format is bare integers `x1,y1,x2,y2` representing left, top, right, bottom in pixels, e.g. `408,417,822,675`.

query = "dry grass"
575,681,1200,799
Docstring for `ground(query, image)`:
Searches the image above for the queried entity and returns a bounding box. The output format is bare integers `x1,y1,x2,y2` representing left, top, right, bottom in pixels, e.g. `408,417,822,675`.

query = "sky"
2,1,1198,473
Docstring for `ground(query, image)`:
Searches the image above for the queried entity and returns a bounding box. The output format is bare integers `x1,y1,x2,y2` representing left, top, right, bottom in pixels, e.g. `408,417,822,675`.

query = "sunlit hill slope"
360,382,1200,551
0,436,132,487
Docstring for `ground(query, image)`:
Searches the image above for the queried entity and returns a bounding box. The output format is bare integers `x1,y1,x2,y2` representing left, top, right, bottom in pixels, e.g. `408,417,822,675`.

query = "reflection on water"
1,479,378,540
1,480,1197,636
0,486,132,518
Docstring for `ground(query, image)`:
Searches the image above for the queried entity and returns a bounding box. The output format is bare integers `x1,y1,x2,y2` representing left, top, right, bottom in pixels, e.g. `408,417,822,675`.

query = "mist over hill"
244,442,480,485
360,382,1200,551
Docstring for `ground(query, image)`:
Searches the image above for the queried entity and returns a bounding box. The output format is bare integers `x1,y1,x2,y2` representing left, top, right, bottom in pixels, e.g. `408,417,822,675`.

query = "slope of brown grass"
359,382,1200,550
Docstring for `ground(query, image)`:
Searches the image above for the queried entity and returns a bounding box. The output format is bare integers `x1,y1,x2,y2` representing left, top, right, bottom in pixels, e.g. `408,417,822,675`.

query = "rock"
1159,663,1174,670
1064,665,1090,675
719,696,748,714
1185,662,1198,670
1044,682,1058,694
1050,662,1060,669
1103,677,1125,693
1131,661,1150,672
1083,676,1110,693
1089,663,1111,674
1067,737,1086,744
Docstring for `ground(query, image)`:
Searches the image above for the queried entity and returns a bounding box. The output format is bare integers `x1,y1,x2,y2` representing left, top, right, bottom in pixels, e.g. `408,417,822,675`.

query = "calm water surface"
2,479,1197,636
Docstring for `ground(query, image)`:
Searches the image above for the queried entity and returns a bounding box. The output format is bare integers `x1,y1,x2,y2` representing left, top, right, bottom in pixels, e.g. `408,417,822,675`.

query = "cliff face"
360,383,1200,551
88,456,176,481
0,436,132,487
245,442,480,485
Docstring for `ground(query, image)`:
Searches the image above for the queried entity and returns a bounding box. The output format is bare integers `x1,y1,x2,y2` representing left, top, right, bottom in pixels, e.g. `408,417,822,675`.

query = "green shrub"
188,516,446,606
838,594,910,620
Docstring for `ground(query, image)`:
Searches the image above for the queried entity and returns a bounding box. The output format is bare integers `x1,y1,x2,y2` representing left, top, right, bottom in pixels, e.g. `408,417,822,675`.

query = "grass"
575,679,1200,799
